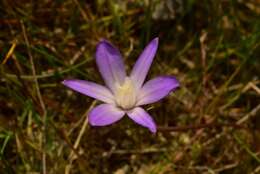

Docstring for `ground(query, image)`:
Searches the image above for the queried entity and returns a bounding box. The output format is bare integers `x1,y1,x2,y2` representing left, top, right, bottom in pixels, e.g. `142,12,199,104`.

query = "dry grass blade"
21,21,47,174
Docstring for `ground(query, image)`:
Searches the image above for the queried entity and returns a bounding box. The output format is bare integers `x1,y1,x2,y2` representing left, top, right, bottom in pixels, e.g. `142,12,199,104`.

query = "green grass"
0,0,259,173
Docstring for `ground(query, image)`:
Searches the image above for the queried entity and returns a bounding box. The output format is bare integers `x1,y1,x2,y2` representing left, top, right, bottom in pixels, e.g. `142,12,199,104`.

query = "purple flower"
62,38,179,133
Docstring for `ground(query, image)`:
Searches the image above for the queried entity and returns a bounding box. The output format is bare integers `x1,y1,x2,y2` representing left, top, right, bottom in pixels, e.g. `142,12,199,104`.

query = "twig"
250,166,260,174
158,122,245,132
103,148,168,157
203,104,260,147
70,45,87,65
199,31,208,90
4,58,89,80
174,162,238,173
237,104,260,125
1,40,17,65
214,162,238,172
72,0,90,22
65,101,96,174
21,21,47,174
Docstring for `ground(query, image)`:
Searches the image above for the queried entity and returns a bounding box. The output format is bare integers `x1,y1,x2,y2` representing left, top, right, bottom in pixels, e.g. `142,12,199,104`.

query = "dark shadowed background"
0,0,259,173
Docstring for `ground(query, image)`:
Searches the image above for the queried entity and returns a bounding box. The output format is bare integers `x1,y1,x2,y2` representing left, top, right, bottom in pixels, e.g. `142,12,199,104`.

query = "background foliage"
0,0,259,173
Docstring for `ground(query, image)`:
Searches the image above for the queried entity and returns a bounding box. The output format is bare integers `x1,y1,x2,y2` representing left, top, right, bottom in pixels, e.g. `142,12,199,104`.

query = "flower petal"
96,40,126,92
130,37,159,89
136,76,179,105
62,79,115,104
89,104,125,126
127,107,156,133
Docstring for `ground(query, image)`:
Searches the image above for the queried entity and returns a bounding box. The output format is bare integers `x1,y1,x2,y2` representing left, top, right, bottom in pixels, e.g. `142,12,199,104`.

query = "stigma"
115,77,137,110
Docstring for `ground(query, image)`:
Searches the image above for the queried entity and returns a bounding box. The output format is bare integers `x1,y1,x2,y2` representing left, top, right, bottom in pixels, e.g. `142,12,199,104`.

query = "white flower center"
115,77,137,110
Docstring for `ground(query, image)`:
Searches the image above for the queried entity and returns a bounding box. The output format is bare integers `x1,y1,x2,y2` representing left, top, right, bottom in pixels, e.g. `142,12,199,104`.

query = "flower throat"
115,77,137,110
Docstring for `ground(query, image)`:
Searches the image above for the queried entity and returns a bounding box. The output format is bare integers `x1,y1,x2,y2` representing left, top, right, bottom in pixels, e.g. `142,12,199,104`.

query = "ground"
0,0,259,173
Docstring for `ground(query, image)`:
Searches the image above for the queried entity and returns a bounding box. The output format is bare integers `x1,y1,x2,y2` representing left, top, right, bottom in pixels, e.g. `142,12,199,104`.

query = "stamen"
115,77,137,110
